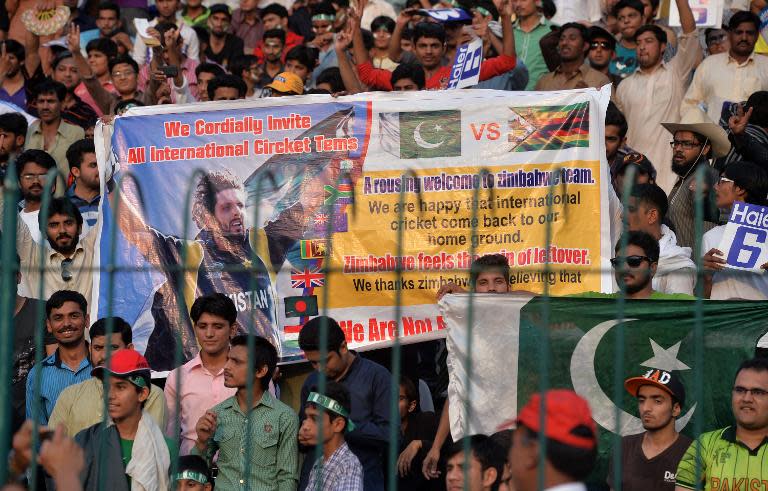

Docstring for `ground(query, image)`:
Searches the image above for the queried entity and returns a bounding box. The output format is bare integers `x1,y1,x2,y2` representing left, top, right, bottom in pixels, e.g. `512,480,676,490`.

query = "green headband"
172,470,209,485
307,392,357,432
474,6,492,18
312,14,335,22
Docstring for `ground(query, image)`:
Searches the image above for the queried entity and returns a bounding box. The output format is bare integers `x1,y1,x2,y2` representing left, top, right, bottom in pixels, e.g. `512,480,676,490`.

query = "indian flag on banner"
508,102,590,152
441,294,768,484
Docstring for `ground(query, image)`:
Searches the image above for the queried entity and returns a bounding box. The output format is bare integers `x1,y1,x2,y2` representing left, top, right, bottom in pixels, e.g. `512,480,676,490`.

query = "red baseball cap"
516,389,597,450
92,349,151,388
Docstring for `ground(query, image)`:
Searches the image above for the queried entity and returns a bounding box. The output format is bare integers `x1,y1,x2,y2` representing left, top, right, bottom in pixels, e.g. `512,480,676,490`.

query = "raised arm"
388,8,415,63
676,0,696,34
67,26,114,115
500,0,515,57
335,24,364,94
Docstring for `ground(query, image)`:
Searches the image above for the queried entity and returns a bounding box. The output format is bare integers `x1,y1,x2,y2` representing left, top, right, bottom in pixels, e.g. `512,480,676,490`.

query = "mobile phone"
160,65,179,77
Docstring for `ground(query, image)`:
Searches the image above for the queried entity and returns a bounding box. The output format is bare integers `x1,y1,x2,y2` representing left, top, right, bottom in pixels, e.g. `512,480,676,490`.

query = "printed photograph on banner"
102,101,371,367
98,89,610,366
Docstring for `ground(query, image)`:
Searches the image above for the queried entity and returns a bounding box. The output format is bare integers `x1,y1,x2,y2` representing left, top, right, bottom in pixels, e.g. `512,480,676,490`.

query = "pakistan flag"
441,294,768,485
398,110,461,159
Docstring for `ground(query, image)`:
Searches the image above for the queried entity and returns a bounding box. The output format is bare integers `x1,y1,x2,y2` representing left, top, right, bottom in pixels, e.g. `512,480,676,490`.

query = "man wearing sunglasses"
573,231,693,299
675,357,768,491
586,26,621,87
15,149,57,244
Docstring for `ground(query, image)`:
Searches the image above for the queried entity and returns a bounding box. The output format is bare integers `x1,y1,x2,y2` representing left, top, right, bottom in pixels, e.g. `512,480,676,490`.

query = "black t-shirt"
607,432,693,491
12,297,56,431
205,34,244,69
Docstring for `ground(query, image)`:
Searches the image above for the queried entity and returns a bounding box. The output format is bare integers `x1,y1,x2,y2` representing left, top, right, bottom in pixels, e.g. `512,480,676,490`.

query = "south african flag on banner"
510,101,590,152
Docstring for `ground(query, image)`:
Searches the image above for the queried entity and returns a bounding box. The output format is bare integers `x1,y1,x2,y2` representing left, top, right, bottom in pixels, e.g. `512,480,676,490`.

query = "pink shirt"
164,354,236,454
164,353,278,454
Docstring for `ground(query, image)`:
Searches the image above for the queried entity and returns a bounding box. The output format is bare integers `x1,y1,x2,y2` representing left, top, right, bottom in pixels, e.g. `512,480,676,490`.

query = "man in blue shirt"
65,139,100,234
26,290,92,425
298,316,391,491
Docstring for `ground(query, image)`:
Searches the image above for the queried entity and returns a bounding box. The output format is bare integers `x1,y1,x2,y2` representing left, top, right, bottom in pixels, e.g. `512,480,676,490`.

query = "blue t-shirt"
610,43,638,79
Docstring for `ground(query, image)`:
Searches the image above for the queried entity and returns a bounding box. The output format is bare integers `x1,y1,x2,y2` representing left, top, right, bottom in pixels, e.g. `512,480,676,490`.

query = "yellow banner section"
323,161,603,308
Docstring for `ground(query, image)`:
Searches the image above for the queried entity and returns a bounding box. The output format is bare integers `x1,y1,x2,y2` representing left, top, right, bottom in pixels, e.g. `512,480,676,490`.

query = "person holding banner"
701,160,768,299
353,0,517,90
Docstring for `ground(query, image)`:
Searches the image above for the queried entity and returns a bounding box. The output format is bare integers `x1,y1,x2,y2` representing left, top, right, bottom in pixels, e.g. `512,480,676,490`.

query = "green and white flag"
441,294,768,482
398,110,461,159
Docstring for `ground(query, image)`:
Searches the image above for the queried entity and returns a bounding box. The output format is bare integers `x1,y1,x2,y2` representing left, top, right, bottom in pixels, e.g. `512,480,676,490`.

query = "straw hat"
661,108,731,158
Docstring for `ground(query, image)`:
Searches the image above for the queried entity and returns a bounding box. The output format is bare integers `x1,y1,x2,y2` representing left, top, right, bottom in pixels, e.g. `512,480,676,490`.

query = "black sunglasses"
61,258,73,282
610,255,651,268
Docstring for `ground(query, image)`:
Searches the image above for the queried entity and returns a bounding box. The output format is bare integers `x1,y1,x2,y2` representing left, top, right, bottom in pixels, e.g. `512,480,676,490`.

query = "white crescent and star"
413,121,446,149
570,319,697,436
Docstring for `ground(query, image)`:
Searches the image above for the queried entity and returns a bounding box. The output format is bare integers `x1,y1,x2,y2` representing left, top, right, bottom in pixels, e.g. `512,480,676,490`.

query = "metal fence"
0,153,754,491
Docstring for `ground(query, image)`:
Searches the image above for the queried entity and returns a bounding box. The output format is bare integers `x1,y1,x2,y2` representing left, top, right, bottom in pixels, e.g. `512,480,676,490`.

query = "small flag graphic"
300,239,328,259
399,110,461,159
284,295,319,318
291,267,325,288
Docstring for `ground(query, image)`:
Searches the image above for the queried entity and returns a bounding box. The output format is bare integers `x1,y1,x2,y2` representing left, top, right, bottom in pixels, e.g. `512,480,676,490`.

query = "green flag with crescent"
441,294,768,485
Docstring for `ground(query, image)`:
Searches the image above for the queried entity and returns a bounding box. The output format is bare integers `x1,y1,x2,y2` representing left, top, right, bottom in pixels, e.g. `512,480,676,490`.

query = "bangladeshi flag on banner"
441,294,768,485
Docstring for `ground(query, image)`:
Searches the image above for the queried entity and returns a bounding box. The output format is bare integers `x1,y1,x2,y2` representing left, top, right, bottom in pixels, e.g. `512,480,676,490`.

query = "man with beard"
615,0,700,193
0,112,28,182
114,170,281,369
26,290,92,426
194,335,298,491
675,358,768,491
587,26,621,86
608,369,692,490
66,139,100,234
15,149,57,243
16,197,98,302
682,11,768,123
624,183,696,296
205,4,244,70
574,231,693,299
51,51,99,130
535,23,610,90
662,109,731,250
24,79,85,195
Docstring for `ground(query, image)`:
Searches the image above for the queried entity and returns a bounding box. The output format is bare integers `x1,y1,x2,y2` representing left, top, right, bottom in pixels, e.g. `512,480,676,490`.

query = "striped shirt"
675,426,768,490
25,349,92,425
195,391,299,491
307,442,364,491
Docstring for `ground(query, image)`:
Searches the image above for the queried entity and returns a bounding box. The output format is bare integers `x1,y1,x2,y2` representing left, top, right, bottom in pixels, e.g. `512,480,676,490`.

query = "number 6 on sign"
726,227,767,269
717,201,768,273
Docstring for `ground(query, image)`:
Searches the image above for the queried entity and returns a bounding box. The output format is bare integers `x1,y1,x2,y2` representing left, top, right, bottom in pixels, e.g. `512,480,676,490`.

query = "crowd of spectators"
1,0,768,489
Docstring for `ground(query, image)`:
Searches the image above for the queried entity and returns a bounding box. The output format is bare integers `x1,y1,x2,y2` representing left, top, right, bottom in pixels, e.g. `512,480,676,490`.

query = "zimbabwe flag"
510,101,590,152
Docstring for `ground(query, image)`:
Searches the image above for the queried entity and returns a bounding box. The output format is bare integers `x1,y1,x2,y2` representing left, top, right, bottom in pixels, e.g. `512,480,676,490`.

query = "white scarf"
123,411,171,491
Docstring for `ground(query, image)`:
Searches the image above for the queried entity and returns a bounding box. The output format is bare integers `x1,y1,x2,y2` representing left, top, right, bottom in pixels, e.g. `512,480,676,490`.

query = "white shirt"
19,209,42,243
681,52,768,122
703,225,768,300
654,225,696,295
131,18,200,65
550,0,601,25
545,483,588,491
